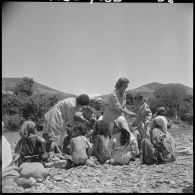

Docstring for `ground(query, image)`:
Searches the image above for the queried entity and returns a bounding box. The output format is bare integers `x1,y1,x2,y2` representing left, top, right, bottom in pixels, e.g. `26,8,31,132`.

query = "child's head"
20,121,37,138
94,120,110,137
72,121,87,137
43,132,53,143
82,106,94,120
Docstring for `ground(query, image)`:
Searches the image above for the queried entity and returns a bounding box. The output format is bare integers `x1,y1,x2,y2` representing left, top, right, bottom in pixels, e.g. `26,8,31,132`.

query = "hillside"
127,82,193,96
2,77,76,99
100,82,193,101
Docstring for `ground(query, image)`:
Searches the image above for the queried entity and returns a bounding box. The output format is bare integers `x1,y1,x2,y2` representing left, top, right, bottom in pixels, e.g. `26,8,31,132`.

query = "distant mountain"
2,77,76,99
99,82,193,101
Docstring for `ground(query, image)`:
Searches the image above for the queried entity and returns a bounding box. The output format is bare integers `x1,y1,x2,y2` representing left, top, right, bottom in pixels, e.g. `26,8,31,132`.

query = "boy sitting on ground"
70,121,94,166
92,120,111,164
43,132,62,153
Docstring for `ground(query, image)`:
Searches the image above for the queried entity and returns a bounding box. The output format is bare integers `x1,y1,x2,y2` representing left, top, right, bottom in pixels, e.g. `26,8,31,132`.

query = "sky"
2,2,193,96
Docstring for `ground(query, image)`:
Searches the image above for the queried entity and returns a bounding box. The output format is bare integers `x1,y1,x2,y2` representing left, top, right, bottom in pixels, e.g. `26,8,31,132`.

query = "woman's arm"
111,92,135,117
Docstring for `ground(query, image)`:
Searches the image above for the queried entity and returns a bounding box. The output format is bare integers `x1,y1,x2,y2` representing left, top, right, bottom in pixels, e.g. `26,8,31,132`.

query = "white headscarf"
153,115,168,134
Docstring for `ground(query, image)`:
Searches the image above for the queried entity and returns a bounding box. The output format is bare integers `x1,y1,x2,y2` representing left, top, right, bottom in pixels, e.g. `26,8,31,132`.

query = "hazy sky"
2,2,193,96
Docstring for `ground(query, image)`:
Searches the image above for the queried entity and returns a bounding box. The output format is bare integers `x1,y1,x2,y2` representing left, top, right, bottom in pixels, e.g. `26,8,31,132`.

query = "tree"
152,84,187,118
13,77,34,96
21,94,59,130
2,94,22,115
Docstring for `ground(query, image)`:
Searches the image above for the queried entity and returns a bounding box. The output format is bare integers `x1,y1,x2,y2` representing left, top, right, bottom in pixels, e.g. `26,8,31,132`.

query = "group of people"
2,78,176,173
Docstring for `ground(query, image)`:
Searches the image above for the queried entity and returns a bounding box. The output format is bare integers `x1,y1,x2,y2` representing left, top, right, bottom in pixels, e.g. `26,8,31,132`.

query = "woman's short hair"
76,94,90,106
115,78,129,89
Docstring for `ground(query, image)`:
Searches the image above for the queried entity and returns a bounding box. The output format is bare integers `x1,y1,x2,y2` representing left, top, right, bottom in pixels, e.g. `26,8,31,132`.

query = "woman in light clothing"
141,115,176,165
43,94,90,149
107,116,139,165
102,78,135,135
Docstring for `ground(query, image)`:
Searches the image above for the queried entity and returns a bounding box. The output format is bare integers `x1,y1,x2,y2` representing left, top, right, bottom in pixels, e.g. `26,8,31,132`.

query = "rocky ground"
2,128,193,193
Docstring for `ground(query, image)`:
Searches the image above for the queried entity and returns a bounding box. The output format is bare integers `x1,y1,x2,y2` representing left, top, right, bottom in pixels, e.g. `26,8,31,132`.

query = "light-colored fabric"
108,130,139,162
153,115,168,134
2,135,13,169
44,97,76,136
113,115,130,133
43,97,77,147
135,102,152,140
141,127,176,165
102,89,126,124
20,121,36,138
19,162,49,180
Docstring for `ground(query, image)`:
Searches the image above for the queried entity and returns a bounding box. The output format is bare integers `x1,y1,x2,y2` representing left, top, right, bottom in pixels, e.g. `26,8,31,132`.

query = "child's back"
93,135,111,163
70,135,91,165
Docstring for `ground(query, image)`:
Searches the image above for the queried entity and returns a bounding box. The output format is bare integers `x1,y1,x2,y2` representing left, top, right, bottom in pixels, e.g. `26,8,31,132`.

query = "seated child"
43,132,62,153
15,121,48,166
63,124,73,155
92,120,111,164
70,121,93,166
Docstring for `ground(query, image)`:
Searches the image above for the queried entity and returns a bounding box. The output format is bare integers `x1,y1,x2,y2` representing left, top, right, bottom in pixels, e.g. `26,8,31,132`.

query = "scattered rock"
53,176,63,181
15,178,34,188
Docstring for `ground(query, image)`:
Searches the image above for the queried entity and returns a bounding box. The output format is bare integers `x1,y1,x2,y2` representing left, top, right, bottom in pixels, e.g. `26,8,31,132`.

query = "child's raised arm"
54,143,62,153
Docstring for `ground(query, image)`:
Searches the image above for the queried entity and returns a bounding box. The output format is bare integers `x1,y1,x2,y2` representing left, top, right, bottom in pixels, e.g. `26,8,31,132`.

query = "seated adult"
15,121,47,166
141,115,176,165
107,116,139,165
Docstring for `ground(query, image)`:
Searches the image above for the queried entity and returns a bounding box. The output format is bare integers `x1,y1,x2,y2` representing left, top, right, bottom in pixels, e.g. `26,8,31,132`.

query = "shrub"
4,114,25,131
20,94,59,129
2,94,23,115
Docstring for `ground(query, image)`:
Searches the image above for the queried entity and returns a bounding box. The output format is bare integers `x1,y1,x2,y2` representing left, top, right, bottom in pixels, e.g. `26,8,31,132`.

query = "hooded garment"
108,116,139,164
19,121,36,138
153,115,168,134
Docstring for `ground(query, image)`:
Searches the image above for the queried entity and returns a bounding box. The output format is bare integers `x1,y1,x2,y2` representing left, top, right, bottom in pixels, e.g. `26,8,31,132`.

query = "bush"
2,94,23,115
21,94,59,129
180,113,193,125
4,114,25,131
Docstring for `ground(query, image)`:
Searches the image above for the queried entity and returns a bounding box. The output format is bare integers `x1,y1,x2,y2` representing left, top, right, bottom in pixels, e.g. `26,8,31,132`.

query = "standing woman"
102,78,135,135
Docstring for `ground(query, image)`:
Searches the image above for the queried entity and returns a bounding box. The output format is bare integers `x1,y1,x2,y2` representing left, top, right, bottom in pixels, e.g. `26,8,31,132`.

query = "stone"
53,176,63,181
15,178,34,188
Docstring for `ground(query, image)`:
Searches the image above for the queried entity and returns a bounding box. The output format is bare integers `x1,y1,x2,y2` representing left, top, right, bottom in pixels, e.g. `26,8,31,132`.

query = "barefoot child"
43,132,62,153
92,120,111,163
70,122,93,166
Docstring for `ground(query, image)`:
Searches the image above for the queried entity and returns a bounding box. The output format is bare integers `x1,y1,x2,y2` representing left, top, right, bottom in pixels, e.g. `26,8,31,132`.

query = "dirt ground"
2,127,193,193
